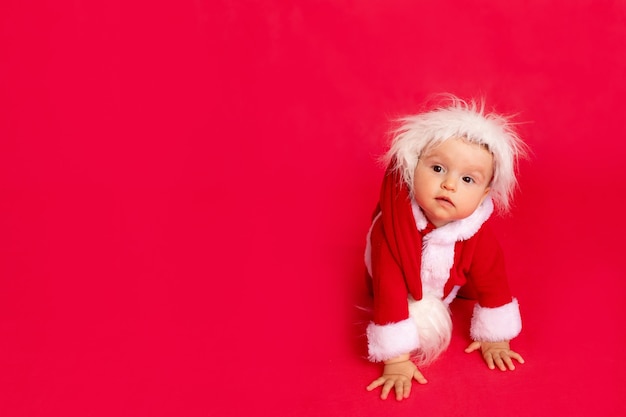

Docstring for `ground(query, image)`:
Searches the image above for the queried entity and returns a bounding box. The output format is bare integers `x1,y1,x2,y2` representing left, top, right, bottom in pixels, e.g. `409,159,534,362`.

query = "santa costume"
364,164,522,365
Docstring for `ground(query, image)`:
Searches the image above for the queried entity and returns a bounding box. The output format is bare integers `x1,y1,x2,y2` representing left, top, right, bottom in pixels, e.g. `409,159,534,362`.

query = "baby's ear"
480,187,491,204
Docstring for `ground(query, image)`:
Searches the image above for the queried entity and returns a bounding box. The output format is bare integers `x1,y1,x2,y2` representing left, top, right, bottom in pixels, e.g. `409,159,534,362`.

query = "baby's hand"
366,359,427,401
465,340,525,371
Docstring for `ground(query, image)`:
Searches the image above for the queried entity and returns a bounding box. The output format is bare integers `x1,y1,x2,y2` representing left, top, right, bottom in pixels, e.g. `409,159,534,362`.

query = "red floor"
1,1,625,416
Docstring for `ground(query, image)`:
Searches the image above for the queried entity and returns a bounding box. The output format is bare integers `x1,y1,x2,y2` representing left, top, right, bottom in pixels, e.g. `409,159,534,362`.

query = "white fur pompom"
408,293,453,366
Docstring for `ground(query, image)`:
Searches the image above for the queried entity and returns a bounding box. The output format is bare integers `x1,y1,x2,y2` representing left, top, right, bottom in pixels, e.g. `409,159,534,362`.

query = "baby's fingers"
413,369,428,385
493,353,508,371
508,350,525,365
465,341,482,353
487,351,525,371
380,379,398,400
484,352,496,370
502,353,520,370
395,378,412,401
366,377,386,392
499,350,526,370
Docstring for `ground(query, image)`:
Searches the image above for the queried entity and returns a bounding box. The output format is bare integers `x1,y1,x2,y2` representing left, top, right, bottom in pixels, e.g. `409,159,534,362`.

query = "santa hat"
383,95,527,213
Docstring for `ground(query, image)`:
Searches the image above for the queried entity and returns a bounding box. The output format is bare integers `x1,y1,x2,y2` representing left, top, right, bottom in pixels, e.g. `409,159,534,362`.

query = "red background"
2,1,626,416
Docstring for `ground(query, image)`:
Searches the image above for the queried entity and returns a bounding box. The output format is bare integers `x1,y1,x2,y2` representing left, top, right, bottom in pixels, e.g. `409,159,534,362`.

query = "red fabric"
370,167,422,324
455,220,514,309
369,165,514,325
2,1,626,417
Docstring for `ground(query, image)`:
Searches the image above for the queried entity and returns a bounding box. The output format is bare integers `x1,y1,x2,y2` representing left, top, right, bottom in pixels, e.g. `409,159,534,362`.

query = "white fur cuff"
366,318,419,362
470,298,522,342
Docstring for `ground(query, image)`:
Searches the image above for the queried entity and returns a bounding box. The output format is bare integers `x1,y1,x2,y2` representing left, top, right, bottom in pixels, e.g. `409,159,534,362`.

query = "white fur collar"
411,197,494,297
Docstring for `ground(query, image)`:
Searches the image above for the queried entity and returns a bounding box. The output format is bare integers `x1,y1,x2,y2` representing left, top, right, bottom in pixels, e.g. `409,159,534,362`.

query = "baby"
365,96,527,400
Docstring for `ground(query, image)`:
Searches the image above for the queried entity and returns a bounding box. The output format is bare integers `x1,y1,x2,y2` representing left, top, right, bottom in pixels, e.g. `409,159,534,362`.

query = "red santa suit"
365,168,522,363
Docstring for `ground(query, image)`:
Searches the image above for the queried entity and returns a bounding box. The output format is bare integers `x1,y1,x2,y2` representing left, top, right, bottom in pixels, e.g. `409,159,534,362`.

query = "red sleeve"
464,222,514,308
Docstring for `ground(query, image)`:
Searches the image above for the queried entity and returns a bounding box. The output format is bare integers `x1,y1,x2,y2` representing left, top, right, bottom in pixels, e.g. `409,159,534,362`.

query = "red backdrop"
2,1,625,416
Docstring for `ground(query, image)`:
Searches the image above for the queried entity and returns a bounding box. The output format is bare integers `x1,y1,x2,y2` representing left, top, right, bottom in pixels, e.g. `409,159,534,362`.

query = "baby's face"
413,137,493,228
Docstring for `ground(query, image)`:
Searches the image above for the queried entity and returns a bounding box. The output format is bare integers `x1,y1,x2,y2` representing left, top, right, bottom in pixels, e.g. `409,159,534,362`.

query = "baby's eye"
432,165,443,173
462,176,474,184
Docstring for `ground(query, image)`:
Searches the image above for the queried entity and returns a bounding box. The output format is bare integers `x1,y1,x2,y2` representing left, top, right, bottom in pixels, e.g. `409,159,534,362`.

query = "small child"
365,96,527,401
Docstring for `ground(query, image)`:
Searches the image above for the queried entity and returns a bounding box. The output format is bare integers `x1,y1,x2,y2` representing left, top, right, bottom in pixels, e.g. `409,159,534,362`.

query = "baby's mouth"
436,196,454,207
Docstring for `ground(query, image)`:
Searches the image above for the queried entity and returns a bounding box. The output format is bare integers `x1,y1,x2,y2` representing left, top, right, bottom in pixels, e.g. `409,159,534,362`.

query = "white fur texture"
367,318,419,362
412,197,493,297
364,173,498,365
363,212,382,278
408,294,453,366
384,95,527,213
470,298,522,342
